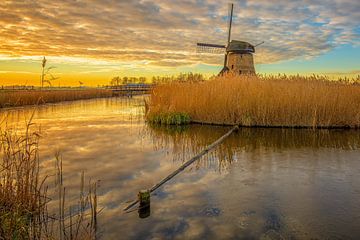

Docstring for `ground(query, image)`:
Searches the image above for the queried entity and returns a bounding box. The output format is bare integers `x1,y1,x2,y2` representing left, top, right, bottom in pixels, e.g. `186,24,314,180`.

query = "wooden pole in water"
138,189,151,218
138,189,150,207
123,125,239,211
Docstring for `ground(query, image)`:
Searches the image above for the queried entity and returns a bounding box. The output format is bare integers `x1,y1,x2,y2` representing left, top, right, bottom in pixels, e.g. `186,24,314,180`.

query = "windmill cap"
227,40,255,53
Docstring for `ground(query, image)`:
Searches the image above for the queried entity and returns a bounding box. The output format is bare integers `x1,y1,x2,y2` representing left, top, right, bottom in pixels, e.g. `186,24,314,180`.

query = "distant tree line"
109,73,207,86
151,73,206,84
110,76,146,86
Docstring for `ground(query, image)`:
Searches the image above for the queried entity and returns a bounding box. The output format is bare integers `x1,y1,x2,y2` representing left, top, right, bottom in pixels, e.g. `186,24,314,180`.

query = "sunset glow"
0,0,359,86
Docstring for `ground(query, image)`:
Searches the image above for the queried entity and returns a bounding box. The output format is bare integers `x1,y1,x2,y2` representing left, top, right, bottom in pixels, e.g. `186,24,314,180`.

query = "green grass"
147,112,191,125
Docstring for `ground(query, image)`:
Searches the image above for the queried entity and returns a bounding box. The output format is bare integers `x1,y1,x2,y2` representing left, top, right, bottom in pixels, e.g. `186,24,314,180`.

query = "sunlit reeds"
148,74,360,128
0,121,45,239
0,89,112,108
0,121,99,239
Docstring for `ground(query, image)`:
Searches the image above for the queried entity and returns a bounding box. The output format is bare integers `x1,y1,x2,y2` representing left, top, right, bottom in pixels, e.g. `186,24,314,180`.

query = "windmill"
197,3,264,75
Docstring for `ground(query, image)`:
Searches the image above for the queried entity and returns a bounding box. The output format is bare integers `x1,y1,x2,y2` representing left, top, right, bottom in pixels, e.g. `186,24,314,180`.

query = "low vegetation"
147,112,191,125
110,72,205,86
0,89,112,108
0,121,99,239
147,74,360,128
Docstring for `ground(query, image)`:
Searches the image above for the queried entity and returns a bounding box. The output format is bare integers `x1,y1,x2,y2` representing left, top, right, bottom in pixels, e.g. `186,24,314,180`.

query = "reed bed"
0,89,112,108
147,74,360,128
0,121,99,239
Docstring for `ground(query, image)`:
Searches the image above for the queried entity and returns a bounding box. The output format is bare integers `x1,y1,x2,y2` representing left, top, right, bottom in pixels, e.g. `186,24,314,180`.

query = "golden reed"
0,121,99,239
0,89,112,108
148,74,360,128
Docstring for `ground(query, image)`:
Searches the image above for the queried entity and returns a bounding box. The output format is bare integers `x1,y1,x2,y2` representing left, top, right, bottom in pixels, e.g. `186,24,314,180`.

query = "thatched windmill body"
197,3,263,75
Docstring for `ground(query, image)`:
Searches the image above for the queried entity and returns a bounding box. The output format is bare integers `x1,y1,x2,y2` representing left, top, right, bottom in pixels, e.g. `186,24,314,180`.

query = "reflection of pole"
123,125,239,212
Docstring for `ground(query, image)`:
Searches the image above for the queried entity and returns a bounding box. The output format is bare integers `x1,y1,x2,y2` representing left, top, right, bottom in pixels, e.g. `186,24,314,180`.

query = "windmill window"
231,65,234,69
239,70,242,74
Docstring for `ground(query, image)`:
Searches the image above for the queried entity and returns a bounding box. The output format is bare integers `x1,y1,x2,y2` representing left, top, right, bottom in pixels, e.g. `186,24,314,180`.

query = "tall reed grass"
0,120,99,239
147,74,360,128
0,89,112,108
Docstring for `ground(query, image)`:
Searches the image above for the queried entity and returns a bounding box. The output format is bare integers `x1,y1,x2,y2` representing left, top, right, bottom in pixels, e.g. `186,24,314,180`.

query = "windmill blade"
196,43,226,54
197,43,226,48
227,3,234,45
254,41,265,47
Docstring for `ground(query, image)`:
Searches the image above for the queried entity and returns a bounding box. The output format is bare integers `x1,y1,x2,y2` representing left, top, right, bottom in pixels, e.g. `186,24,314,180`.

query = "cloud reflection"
2,97,360,239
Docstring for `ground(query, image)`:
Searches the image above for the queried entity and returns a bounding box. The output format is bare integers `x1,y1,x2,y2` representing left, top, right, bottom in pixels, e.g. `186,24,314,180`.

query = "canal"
2,97,360,239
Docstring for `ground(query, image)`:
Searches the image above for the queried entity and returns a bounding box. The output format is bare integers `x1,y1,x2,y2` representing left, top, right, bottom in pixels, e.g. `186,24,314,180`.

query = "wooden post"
138,190,150,207
138,190,150,218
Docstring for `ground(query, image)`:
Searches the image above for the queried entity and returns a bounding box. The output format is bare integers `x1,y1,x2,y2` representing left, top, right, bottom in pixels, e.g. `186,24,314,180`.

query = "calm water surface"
2,97,360,239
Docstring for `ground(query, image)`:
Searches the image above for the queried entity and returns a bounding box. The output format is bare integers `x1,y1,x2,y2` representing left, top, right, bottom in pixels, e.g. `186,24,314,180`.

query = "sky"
0,0,359,86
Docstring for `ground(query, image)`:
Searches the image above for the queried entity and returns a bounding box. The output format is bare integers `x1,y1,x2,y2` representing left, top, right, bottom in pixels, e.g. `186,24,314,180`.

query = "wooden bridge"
107,84,153,97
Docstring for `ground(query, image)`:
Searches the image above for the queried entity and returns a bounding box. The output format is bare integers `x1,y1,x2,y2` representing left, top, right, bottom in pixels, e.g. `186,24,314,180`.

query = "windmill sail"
254,41,265,47
196,43,226,53
227,3,234,45
197,43,226,48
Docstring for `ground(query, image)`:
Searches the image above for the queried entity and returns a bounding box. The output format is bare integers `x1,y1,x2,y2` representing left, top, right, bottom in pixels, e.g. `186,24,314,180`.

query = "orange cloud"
0,0,359,85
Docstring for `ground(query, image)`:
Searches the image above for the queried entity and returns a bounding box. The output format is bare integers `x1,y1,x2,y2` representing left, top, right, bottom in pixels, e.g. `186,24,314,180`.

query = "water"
2,97,360,239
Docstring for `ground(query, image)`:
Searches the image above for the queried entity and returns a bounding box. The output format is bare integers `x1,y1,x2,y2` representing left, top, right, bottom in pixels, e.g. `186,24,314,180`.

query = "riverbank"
0,88,112,108
147,74,360,128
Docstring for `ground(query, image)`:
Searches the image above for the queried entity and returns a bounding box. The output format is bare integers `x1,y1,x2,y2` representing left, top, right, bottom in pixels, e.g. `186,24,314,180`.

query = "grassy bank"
147,112,191,125
0,122,98,239
0,89,112,108
147,74,360,128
